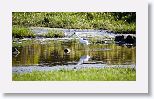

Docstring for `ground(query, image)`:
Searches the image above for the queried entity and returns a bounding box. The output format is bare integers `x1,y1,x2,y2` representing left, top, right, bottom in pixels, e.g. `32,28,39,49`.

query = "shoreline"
13,64,136,74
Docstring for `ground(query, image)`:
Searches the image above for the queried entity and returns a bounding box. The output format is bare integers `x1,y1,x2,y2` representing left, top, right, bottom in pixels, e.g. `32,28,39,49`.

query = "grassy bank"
12,68,136,81
12,26,65,38
12,12,136,33
43,30,65,38
12,26,35,38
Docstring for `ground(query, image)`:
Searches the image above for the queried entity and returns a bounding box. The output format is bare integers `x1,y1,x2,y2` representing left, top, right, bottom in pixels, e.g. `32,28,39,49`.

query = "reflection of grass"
12,68,136,81
43,30,65,38
12,26,35,38
12,40,136,66
12,39,34,47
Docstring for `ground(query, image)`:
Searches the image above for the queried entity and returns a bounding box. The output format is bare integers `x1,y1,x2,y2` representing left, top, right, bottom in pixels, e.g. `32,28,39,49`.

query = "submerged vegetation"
12,12,136,33
12,68,136,81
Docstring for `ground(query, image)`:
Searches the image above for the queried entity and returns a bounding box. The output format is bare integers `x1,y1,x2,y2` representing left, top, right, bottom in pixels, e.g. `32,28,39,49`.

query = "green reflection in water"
12,40,136,66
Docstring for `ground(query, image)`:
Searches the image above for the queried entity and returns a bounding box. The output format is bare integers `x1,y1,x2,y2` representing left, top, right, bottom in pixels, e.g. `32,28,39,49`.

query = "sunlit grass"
12,68,136,81
12,12,136,33
43,29,65,38
12,26,35,38
12,26,65,38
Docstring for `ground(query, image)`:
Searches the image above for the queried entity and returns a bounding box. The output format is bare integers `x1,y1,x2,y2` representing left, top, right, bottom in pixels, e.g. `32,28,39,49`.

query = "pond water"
12,39,136,67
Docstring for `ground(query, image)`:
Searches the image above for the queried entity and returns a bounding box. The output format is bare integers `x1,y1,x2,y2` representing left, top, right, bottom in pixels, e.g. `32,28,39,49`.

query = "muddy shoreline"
13,64,136,74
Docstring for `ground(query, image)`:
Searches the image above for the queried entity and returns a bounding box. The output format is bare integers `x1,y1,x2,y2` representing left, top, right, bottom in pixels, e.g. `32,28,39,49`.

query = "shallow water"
12,39,136,67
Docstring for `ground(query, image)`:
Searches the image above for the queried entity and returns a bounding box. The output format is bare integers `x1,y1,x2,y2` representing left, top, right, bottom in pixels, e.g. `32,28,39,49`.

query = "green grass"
12,26,65,38
43,29,65,38
12,12,136,33
12,68,136,81
89,36,114,44
12,26,35,38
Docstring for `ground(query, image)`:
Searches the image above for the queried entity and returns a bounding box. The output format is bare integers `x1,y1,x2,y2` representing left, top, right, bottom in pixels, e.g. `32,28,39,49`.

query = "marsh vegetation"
13,12,136,34
12,12,136,81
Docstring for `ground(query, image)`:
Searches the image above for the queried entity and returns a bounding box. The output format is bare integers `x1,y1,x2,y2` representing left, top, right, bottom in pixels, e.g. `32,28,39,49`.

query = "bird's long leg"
84,45,89,55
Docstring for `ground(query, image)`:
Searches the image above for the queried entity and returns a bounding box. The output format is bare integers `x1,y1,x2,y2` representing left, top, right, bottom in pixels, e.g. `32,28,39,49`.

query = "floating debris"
12,48,20,55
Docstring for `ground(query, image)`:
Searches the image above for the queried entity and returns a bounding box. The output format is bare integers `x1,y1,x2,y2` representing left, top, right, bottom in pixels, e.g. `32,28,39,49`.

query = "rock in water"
125,35,136,44
64,48,71,54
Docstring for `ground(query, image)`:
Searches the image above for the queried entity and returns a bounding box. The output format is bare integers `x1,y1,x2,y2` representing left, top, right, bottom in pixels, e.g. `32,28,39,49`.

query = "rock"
125,35,136,44
115,35,136,46
114,35,125,44
64,48,71,54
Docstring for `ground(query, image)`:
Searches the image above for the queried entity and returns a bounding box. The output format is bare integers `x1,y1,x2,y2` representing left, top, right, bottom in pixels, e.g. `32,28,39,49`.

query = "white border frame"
0,0,148,93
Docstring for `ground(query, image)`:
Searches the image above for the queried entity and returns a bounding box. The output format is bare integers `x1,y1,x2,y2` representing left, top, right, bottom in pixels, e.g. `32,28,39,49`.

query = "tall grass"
12,12,136,33
12,68,136,81
43,29,65,38
12,26,35,38
12,26,65,38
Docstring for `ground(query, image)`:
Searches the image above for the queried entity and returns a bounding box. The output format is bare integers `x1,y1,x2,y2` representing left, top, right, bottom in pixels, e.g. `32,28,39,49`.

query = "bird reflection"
77,55,90,65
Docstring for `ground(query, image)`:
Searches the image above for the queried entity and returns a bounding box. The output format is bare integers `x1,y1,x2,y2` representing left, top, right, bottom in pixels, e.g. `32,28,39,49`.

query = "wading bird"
73,32,90,45
77,55,90,65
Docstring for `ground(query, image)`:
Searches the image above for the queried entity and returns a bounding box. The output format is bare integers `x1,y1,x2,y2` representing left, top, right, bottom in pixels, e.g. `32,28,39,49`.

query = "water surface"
12,39,136,67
